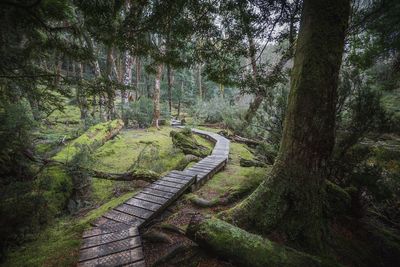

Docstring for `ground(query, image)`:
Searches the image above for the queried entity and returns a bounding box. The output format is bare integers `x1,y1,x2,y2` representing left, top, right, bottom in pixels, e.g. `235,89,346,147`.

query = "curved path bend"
77,127,230,267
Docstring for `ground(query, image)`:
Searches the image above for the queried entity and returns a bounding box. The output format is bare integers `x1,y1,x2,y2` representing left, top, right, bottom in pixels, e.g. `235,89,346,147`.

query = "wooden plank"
103,210,144,225
168,170,195,179
123,260,145,267
184,168,210,175
77,247,144,267
82,223,134,238
133,192,169,205
161,176,188,185
148,183,180,194
115,204,153,219
190,165,216,172
141,187,175,199
79,236,141,262
82,227,139,249
91,217,123,228
165,172,195,181
125,198,162,212
154,180,184,189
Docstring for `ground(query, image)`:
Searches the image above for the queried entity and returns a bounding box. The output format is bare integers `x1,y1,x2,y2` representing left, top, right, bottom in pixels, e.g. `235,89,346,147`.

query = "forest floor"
2,104,268,267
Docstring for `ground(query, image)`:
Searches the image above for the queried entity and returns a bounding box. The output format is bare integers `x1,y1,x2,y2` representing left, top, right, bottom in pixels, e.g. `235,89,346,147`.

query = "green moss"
91,178,115,203
91,127,186,174
53,119,124,162
188,216,341,267
325,180,351,216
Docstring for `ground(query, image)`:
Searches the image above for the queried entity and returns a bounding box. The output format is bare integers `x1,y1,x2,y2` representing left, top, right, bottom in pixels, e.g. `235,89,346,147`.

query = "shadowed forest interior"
1,0,400,266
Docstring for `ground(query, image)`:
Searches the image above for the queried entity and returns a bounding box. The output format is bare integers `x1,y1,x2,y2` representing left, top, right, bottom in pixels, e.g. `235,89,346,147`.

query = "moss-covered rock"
170,130,210,157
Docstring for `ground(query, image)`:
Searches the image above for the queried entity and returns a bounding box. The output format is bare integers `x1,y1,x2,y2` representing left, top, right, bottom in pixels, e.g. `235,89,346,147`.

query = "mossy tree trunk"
224,0,350,253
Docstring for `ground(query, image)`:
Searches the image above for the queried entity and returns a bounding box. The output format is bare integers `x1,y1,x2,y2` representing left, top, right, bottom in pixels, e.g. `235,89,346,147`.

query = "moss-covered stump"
38,119,124,216
187,215,342,267
170,130,210,157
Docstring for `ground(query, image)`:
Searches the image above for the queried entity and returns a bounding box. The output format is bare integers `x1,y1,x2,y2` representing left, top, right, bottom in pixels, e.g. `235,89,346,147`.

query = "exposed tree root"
187,214,342,267
151,243,198,267
158,223,186,235
142,230,172,244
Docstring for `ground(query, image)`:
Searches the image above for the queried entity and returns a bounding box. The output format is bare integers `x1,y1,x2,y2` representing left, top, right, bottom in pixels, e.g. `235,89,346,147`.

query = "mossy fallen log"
187,215,342,267
90,168,159,182
170,130,210,157
38,119,124,216
239,157,268,167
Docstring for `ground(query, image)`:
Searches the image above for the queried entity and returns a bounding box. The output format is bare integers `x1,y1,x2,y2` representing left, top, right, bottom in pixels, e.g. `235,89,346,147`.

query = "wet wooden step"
82,227,139,249
78,246,144,267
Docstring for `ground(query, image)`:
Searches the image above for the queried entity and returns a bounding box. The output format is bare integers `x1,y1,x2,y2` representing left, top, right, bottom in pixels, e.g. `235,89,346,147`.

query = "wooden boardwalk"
77,127,230,267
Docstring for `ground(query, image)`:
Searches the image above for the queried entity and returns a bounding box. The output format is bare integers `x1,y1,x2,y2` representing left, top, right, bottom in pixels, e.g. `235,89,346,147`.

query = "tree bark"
76,62,88,120
198,64,202,100
106,46,116,120
135,56,141,100
122,50,133,105
167,64,173,113
223,0,350,253
152,63,163,128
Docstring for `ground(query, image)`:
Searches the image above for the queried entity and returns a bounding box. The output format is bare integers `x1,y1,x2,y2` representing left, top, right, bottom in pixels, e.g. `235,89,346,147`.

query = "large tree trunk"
223,0,350,253
152,63,163,128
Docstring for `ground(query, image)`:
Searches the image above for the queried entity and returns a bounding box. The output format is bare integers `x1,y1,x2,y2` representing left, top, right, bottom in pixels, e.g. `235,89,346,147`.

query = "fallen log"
187,215,342,267
38,119,125,216
217,131,261,147
90,168,159,182
239,157,268,167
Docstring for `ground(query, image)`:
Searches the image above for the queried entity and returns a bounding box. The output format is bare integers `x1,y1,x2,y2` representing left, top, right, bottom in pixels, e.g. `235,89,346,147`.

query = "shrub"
123,97,154,128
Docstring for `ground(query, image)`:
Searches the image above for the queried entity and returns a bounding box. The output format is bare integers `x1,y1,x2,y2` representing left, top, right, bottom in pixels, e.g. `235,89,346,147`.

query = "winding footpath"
77,127,230,267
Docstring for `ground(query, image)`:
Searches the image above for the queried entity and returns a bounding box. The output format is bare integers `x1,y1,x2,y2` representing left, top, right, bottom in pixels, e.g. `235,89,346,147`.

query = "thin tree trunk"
135,56,141,101
76,62,88,120
177,80,183,118
167,65,173,113
106,46,116,120
122,50,133,120
224,0,350,253
152,63,163,128
198,64,203,100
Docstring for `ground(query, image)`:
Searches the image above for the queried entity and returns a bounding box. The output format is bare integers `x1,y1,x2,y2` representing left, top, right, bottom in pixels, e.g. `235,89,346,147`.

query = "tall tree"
224,0,350,253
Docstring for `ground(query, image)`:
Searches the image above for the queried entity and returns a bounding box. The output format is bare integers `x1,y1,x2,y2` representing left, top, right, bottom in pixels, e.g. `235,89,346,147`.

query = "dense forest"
1,0,400,266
